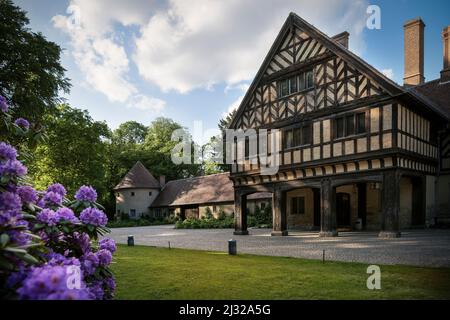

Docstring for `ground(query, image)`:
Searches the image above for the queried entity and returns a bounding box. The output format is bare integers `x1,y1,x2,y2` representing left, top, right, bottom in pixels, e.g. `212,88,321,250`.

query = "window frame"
277,70,314,99
291,196,305,215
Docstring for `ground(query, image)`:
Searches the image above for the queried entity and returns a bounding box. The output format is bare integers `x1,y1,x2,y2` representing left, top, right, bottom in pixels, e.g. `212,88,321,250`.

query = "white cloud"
381,68,394,80
52,0,166,111
54,0,370,101
127,94,166,112
133,0,369,93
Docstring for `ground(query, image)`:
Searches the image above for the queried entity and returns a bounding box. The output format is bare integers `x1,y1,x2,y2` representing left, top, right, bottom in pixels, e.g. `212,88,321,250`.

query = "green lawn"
111,244,450,300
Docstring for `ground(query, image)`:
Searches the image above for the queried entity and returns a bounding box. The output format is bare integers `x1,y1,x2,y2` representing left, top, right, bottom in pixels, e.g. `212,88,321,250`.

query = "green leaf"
0,233,10,247
3,246,27,254
16,252,40,265
0,257,14,271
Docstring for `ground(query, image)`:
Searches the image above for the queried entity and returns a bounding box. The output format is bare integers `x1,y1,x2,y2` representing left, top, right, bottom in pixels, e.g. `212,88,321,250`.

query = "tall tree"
0,0,70,129
143,117,201,181
29,104,109,204
218,109,236,135
113,121,147,145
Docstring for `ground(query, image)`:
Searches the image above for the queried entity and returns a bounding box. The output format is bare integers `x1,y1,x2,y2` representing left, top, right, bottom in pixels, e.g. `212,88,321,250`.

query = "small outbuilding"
114,161,163,219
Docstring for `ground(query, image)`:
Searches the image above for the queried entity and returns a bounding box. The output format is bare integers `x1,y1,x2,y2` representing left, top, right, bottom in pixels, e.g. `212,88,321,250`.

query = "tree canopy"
0,0,70,126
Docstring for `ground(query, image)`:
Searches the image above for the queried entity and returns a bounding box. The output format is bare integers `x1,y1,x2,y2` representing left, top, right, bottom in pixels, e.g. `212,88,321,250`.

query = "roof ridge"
165,172,229,185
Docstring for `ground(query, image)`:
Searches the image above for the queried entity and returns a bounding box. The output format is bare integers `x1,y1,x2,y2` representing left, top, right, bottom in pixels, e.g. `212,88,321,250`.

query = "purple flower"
0,95,8,112
81,252,99,275
6,265,28,289
87,281,104,300
0,191,22,211
0,159,27,177
14,118,30,130
79,207,108,227
0,142,17,161
0,209,23,227
99,238,116,253
104,276,116,292
36,208,59,226
43,191,63,207
73,232,91,254
56,207,79,224
96,249,112,267
17,186,38,204
75,185,97,202
7,229,31,246
17,265,90,300
45,252,81,267
46,183,67,197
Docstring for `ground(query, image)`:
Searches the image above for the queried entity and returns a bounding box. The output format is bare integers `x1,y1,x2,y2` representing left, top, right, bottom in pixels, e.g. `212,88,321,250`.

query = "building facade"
228,13,450,237
115,162,271,220
114,161,163,219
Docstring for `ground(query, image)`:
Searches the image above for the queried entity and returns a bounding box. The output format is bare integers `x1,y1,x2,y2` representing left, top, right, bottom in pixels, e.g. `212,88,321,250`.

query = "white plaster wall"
115,188,160,219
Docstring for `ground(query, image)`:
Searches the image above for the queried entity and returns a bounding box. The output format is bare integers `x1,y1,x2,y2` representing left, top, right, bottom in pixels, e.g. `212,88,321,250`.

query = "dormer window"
131,192,135,196
277,70,314,98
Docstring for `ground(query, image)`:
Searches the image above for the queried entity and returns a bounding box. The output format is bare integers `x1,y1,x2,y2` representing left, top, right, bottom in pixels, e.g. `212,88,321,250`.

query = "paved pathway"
108,225,450,267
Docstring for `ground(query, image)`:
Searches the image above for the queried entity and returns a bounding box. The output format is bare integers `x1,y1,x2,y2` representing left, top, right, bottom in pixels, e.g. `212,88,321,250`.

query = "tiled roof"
114,161,160,190
151,172,271,207
409,79,450,117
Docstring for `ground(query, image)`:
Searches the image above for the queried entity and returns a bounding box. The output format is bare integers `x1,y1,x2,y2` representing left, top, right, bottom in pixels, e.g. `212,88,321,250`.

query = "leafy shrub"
217,208,227,220
203,207,213,220
175,212,234,229
1,99,115,300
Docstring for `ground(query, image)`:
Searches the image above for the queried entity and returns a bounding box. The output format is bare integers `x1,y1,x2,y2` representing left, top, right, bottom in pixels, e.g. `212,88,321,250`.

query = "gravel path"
108,225,450,268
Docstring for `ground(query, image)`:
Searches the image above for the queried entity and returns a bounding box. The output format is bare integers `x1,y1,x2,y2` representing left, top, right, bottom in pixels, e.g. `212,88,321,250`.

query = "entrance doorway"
336,192,351,226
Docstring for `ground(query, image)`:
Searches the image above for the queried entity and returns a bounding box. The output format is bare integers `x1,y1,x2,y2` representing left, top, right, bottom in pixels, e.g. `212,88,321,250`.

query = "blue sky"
13,0,450,141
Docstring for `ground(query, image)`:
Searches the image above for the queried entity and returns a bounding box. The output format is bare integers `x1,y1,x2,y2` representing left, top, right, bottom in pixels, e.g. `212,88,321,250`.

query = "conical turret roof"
114,161,160,190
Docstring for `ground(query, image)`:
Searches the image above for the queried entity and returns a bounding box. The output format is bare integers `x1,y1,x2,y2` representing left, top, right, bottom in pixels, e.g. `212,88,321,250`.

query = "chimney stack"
159,175,165,188
441,26,450,82
403,18,425,86
332,31,349,49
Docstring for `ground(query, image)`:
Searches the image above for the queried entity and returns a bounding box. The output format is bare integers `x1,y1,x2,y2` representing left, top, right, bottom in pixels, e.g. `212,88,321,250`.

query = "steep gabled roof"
151,172,271,207
114,161,160,190
229,12,449,128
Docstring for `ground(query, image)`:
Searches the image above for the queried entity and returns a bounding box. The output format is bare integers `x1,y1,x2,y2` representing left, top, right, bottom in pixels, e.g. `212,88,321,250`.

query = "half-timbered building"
229,13,450,238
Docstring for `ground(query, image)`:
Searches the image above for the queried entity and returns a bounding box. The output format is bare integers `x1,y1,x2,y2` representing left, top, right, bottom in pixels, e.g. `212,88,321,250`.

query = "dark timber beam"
319,178,338,237
271,188,288,236
379,170,401,238
233,190,248,235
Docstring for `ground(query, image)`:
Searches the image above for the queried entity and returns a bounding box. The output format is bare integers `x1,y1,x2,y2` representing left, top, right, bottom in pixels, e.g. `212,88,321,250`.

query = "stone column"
379,170,401,238
319,178,338,237
233,190,248,235
271,188,288,236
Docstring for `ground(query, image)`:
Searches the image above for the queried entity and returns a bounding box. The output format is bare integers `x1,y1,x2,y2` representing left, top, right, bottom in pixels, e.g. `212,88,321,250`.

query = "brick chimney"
403,18,425,86
159,175,165,188
441,26,450,82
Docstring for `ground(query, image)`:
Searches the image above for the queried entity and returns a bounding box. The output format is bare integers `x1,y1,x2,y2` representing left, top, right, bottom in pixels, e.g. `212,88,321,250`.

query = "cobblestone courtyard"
108,226,450,267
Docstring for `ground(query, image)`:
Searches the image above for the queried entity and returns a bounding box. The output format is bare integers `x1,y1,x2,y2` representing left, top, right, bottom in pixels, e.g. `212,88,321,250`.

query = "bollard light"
228,239,237,255
128,235,134,246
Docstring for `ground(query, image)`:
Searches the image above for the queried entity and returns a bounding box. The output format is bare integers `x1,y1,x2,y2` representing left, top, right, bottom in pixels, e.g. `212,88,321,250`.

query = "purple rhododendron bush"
0,96,116,300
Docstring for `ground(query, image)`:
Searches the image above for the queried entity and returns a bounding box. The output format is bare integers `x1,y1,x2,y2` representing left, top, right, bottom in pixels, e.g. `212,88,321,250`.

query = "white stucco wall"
115,188,160,219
